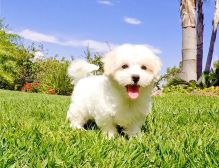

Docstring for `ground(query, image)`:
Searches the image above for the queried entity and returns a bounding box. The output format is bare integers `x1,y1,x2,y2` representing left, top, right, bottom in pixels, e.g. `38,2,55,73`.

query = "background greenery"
1,19,219,96
0,20,105,95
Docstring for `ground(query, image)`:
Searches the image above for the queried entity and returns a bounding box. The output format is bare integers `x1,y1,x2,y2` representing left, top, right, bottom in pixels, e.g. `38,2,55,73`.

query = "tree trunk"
180,0,197,81
197,0,204,79
205,28,218,72
205,0,219,72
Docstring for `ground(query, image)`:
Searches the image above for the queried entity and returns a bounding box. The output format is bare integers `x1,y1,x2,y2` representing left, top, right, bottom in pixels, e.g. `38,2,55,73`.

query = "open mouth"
126,84,140,99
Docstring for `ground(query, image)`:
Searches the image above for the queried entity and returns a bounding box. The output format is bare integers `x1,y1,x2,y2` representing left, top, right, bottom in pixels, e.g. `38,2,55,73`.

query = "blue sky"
0,0,218,72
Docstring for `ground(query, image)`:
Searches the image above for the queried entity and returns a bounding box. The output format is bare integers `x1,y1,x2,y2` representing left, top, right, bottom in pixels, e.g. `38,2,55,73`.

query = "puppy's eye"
141,65,147,70
122,64,129,69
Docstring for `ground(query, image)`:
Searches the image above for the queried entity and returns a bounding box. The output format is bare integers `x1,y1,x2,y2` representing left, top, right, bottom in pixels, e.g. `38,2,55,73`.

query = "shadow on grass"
83,119,151,139
83,119,99,130
84,120,128,138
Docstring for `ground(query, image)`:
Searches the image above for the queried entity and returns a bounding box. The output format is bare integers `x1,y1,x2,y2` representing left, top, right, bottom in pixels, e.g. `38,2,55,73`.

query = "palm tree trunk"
205,0,219,72
180,0,197,81
205,28,218,72
197,0,204,79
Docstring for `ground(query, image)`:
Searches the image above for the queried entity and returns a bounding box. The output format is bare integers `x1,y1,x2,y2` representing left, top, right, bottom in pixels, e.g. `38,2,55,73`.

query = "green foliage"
156,66,181,89
165,66,181,82
0,21,103,94
213,60,219,69
0,21,34,89
161,66,190,93
193,86,219,96
0,20,72,95
85,48,104,75
0,90,218,167
163,78,198,93
34,57,72,95
163,60,219,94
201,60,219,88
0,55,16,86
0,31,19,88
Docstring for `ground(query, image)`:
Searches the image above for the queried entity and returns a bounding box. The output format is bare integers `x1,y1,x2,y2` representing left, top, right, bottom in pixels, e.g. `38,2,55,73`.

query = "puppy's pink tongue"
127,85,140,99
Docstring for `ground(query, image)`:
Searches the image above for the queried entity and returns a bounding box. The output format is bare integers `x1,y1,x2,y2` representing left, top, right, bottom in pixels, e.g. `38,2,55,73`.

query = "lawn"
0,89,219,167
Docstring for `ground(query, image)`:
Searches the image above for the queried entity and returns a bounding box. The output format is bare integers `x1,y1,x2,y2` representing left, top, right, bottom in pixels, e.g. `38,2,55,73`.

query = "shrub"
85,48,104,75
201,61,219,88
163,78,196,93
162,60,219,95
34,57,72,95
193,86,219,96
0,22,35,90
20,82,56,94
156,66,181,90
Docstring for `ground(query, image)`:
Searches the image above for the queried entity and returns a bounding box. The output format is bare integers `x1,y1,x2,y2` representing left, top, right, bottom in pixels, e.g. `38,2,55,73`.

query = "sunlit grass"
0,90,219,167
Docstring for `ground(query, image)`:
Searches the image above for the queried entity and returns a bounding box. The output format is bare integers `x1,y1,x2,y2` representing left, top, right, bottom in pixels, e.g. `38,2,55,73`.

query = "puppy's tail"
68,60,99,84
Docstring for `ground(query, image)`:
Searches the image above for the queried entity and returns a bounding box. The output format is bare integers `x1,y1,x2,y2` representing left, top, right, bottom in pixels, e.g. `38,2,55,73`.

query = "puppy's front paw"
124,126,141,137
103,129,118,139
70,123,85,130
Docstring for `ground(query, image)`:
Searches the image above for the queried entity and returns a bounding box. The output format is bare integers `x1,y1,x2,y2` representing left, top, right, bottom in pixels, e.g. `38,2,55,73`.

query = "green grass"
0,89,219,167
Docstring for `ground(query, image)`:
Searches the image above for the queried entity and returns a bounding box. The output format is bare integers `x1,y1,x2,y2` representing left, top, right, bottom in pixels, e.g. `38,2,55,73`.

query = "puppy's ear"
102,51,115,75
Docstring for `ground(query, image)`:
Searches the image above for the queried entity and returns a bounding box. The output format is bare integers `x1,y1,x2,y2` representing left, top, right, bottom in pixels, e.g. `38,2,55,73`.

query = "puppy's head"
102,44,162,99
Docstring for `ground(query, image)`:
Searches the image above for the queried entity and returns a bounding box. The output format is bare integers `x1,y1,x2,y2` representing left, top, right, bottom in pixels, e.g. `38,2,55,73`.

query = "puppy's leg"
103,126,118,138
67,104,88,129
96,119,118,138
124,124,142,137
102,126,118,139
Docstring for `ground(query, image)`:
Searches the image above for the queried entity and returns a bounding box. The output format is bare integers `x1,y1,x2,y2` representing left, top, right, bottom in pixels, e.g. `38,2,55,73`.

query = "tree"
0,26,19,88
197,0,204,79
0,20,34,89
205,0,219,72
180,0,197,82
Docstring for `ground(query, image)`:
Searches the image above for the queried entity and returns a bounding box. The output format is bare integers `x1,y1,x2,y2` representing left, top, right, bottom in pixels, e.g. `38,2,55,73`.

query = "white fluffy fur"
67,44,162,138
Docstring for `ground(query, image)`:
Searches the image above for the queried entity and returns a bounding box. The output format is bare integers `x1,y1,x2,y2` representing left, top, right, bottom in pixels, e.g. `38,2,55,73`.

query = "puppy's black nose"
132,75,140,83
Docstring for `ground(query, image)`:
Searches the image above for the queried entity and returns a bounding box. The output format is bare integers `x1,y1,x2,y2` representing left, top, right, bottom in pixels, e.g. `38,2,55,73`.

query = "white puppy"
67,44,161,138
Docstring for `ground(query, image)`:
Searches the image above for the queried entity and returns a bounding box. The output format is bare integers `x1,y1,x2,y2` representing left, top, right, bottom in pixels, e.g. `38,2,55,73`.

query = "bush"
0,23,102,96
84,48,104,75
34,57,72,95
201,63,219,88
162,60,219,95
163,78,197,93
0,22,35,90
20,82,56,94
